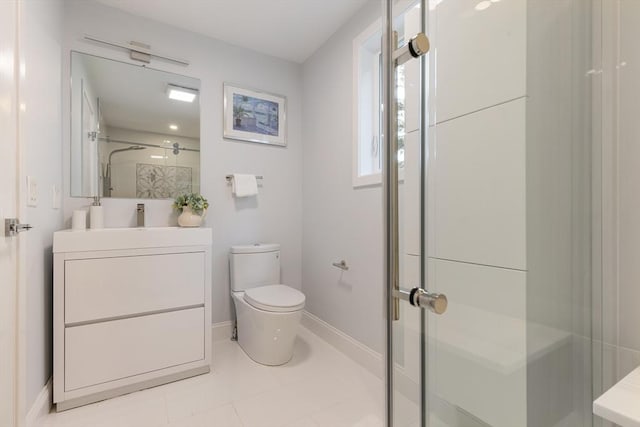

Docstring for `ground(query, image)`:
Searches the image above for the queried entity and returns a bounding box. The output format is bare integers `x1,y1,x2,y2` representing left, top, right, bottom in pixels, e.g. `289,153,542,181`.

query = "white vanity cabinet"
53,227,212,411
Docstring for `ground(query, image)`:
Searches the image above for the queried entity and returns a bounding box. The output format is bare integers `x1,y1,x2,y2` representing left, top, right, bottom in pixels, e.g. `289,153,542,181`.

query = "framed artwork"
223,83,287,146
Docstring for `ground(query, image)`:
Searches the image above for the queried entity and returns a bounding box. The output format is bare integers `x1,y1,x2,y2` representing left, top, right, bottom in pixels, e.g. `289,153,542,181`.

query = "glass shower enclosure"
383,0,598,426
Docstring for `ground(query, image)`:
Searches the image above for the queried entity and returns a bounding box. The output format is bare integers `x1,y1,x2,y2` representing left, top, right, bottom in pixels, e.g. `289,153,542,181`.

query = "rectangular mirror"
70,51,200,199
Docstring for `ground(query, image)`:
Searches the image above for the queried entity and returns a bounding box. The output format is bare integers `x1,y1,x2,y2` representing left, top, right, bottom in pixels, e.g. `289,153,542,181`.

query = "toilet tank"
230,243,281,292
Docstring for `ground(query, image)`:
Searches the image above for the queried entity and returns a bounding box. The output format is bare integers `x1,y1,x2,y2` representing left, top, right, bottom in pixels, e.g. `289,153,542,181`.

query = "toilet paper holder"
332,260,349,271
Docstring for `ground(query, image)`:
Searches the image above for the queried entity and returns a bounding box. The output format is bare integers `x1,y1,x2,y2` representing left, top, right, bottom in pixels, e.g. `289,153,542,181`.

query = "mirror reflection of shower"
103,146,146,197
98,136,200,198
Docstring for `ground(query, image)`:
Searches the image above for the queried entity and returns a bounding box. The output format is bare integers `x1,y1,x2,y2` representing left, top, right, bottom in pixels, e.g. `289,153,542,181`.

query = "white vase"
178,206,204,227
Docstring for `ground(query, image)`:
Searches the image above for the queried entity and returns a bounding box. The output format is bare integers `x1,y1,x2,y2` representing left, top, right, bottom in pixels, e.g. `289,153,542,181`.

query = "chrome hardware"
395,288,448,315
386,30,402,322
129,41,151,63
5,218,33,237
225,175,263,182
332,260,349,271
393,32,430,66
83,35,190,66
383,28,436,320
408,288,447,315
136,203,145,227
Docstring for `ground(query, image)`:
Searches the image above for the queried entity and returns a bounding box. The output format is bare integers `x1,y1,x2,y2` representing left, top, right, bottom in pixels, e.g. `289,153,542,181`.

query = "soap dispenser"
89,196,104,229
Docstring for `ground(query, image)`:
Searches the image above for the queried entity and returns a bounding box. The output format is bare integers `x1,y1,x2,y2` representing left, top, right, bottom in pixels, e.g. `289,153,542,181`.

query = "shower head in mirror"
108,146,146,164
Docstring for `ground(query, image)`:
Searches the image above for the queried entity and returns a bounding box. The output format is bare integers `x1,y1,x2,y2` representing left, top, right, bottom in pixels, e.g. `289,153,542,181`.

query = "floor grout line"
38,326,392,427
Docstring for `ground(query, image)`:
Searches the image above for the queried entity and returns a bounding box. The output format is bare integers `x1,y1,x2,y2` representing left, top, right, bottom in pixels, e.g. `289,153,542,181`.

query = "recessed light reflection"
166,84,197,103
475,1,492,10
429,0,445,10
169,124,178,131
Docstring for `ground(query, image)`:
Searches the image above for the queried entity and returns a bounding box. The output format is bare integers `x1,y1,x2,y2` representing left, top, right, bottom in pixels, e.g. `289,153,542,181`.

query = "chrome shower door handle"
410,288,447,315
395,288,448,315
385,30,431,322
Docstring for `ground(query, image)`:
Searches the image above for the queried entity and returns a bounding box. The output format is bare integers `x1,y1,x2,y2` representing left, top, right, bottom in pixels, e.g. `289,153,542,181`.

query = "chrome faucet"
136,203,145,227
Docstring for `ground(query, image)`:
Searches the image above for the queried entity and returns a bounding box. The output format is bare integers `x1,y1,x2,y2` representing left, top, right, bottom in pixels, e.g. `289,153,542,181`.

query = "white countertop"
594,366,640,427
53,227,212,253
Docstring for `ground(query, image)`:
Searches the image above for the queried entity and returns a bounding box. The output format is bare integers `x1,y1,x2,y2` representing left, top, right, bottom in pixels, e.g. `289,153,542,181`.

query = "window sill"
353,169,405,189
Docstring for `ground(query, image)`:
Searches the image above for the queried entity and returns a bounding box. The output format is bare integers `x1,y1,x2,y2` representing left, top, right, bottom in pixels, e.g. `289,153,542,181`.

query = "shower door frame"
382,0,429,425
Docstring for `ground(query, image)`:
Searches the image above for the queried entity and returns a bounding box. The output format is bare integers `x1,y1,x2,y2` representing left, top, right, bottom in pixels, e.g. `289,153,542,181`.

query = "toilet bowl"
229,244,305,366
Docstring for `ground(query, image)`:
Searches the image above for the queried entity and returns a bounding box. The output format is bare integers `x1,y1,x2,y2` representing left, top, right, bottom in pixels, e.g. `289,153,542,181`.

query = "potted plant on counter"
173,193,209,227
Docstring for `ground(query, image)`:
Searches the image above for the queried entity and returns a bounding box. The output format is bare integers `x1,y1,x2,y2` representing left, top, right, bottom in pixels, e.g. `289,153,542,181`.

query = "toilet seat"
243,285,305,313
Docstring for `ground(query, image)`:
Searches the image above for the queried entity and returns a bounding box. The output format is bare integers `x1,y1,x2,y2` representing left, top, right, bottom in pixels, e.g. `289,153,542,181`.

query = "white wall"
525,0,594,425
61,0,303,324
425,1,527,425
301,0,384,354
615,0,640,366
19,0,64,412
425,0,594,426
599,0,640,398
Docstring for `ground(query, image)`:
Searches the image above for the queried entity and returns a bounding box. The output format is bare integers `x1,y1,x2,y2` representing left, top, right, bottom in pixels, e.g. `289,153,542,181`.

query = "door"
383,1,436,426
0,1,20,426
383,0,528,427
384,0,596,426
81,85,98,196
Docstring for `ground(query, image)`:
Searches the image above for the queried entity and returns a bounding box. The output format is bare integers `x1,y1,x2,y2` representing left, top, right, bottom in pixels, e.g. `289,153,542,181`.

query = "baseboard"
211,320,232,342
26,377,51,427
214,313,419,403
301,310,420,404
56,365,209,412
301,310,383,378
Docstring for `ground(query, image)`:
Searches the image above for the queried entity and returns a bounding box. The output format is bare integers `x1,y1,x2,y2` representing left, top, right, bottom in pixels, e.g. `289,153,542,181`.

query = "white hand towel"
232,174,258,197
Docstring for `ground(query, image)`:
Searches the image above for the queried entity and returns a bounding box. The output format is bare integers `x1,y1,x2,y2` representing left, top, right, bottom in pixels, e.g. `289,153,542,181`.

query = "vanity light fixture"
169,124,178,131
150,155,168,159
167,84,198,103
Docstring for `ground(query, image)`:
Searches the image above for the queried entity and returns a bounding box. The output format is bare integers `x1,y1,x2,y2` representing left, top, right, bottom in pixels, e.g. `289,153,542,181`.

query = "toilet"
229,243,305,365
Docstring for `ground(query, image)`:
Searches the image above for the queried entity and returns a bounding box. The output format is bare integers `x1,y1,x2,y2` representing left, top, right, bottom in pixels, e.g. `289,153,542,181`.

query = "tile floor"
37,327,420,427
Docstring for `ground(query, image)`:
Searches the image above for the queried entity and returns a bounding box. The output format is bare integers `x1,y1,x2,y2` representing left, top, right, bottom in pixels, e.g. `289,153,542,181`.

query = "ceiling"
78,52,200,138
94,0,369,63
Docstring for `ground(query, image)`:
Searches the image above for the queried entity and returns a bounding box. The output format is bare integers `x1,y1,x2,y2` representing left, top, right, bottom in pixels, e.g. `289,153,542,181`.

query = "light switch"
52,184,60,210
27,176,38,207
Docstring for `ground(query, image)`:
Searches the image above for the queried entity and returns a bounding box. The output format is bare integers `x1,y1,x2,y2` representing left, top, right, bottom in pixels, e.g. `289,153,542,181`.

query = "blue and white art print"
223,84,287,146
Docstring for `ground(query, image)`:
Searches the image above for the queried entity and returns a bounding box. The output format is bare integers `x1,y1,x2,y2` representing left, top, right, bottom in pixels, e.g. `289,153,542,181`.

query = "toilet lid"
244,285,306,313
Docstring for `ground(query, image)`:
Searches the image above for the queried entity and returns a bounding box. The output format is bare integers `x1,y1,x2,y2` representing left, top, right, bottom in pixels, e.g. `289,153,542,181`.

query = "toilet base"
232,292,302,366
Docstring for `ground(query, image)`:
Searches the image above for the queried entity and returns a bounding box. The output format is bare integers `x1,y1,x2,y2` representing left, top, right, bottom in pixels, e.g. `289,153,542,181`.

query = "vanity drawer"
64,307,204,391
65,252,204,324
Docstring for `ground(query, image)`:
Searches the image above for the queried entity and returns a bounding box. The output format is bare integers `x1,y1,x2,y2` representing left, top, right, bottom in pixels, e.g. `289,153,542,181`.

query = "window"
352,16,409,187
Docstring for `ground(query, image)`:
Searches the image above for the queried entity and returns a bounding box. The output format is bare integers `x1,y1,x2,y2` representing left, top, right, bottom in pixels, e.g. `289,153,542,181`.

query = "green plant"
173,193,209,215
233,105,245,119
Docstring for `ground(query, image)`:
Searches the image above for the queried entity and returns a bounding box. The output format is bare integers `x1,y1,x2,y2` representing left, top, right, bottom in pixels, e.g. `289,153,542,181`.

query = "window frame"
352,9,411,188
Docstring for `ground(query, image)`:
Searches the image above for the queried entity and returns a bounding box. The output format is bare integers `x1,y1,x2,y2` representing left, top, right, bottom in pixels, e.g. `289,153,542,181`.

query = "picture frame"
223,83,287,146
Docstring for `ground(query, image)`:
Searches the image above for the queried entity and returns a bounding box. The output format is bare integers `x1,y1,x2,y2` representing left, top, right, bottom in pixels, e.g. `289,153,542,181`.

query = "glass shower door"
384,0,596,426
383,1,436,426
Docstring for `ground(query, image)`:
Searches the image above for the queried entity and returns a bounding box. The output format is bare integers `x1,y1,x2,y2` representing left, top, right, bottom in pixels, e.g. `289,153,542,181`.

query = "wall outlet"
52,184,60,210
27,176,38,207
